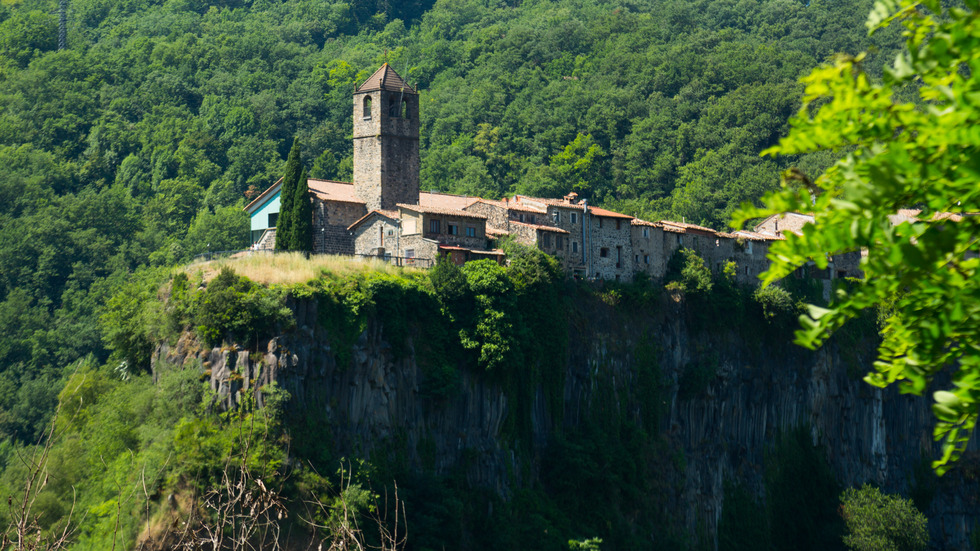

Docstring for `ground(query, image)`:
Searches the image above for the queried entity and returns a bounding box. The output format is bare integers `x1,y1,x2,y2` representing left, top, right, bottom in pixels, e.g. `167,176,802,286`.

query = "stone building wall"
419,213,487,250
399,234,439,263
464,201,509,231
313,199,365,255
587,214,633,281
631,223,666,278
352,89,420,211
352,216,400,256
546,205,586,274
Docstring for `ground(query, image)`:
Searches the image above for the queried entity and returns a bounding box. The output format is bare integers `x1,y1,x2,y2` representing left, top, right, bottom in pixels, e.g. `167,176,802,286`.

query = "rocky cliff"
153,291,978,549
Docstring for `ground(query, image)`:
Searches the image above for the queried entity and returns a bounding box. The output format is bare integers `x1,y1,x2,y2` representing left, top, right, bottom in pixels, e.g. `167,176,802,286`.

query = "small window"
616,219,621,230
571,213,577,224
556,236,563,248
405,249,415,258
466,226,476,238
429,219,441,233
519,214,524,222
554,212,561,223
268,212,278,227
600,247,609,258
598,218,603,229
572,241,578,253
529,215,536,224
448,224,458,235
363,96,372,118
543,233,552,248
644,255,649,264
747,241,754,254
387,229,394,236
676,234,682,245
635,255,639,262
402,98,410,119
643,228,649,238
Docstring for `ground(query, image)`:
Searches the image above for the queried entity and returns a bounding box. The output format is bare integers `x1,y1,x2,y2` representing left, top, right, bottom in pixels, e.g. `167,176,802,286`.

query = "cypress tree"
292,168,313,253
275,137,302,250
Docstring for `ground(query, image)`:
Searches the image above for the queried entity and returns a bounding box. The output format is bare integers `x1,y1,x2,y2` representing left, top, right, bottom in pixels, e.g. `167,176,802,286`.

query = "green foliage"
275,137,303,251
190,267,293,346
731,0,980,472
666,248,713,294
291,169,314,252
569,537,603,551
766,427,844,551
752,284,798,324
718,481,770,551
840,485,928,551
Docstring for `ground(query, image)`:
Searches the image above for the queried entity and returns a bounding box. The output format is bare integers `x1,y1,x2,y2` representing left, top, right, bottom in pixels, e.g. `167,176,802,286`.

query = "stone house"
245,61,868,286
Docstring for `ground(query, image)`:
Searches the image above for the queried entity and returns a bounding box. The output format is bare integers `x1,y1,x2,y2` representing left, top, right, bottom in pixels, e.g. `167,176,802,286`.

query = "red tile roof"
356,63,416,94
309,179,365,204
347,209,399,231
419,191,480,211
397,203,488,219
631,218,660,227
732,230,784,241
510,221,570,234
660,220,718,234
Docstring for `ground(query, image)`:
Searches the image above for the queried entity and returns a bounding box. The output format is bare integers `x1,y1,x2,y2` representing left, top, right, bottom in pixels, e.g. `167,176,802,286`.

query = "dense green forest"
0,0,916,546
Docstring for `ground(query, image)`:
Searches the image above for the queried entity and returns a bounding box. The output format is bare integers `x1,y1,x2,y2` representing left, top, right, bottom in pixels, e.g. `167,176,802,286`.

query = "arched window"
402,98,410,119
363,96,372,118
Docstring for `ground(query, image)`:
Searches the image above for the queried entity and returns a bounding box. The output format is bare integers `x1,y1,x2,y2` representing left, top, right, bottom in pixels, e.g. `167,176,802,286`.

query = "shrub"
752,284,797,323
840,485,928,551
665,248,712,294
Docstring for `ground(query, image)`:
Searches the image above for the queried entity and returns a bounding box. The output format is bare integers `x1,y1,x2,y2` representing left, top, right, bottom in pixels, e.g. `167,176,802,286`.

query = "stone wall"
631,223,666,278
419,212,487,250
352,216,399,256
398,233,438,263
587,213,633,281
352,89,420,211
313,199,364,255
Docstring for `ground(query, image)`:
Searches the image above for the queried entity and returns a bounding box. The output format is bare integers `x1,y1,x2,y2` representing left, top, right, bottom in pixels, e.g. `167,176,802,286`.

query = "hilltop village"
246,63,861,285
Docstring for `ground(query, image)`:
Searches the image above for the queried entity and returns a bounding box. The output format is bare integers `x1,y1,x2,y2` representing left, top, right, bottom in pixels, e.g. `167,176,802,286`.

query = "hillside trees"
732,0,980,472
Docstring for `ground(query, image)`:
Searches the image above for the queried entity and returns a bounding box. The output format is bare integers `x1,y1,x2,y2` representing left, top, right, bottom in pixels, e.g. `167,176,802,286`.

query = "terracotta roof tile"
732,230,784,241
631,218,660,227
356,63,416,94
419,191,480,211
510,221,570,234
486,228,510,237
308,179,365,204
397,203,488,219
347,209,399,231
660,220,718,234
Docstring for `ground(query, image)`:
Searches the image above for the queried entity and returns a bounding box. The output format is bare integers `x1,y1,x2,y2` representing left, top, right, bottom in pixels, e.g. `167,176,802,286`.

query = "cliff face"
153,293,978,549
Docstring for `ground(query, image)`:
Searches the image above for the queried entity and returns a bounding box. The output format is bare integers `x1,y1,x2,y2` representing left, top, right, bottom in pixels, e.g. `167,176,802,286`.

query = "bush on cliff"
840,485,927,551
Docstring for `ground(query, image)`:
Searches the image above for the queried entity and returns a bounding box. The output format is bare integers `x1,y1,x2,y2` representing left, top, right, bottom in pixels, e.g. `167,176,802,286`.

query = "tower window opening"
363,96,372,118
388,97,399,117
402,98,410,119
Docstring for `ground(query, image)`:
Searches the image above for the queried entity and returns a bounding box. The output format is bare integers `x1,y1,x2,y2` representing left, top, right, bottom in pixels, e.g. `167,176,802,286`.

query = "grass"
182,252,423,286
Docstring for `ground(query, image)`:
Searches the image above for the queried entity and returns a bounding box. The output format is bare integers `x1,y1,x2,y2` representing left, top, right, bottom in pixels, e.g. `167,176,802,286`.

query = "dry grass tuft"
182,252,422,286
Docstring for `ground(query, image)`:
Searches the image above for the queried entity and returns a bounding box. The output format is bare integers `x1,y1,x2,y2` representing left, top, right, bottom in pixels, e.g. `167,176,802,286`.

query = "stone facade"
352,66,420,211
312,199,365,255
351,213,400,257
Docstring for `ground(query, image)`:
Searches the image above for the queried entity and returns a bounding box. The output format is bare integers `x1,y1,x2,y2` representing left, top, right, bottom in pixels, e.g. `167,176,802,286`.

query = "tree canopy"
733,0,980,473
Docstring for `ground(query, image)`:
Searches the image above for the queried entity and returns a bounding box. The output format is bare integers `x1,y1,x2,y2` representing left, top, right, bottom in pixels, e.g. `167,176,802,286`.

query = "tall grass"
183,252,421,286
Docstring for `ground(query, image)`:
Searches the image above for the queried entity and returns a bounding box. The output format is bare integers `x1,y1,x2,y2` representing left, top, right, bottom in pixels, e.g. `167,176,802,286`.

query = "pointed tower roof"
356,63,416,94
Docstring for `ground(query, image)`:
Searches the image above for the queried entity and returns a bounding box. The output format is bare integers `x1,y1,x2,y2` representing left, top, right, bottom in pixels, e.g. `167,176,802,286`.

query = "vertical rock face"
153,296,978,549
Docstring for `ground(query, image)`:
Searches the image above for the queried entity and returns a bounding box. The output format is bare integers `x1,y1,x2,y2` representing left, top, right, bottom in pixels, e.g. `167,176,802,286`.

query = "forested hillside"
0,0,903,478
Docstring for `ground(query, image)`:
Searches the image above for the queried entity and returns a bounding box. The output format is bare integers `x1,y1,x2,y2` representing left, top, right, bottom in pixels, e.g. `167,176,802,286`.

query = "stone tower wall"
352,90,420,211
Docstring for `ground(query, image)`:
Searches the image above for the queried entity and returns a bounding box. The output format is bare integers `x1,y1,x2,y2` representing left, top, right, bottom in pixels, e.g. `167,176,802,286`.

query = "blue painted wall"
249,190,280,243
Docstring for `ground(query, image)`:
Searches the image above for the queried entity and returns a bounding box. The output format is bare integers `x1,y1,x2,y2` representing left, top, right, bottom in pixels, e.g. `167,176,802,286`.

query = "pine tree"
275,138,302,250
292,168,313,253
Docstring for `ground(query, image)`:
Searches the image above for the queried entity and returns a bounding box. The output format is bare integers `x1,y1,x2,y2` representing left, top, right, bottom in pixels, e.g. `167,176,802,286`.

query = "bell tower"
353,63,420,211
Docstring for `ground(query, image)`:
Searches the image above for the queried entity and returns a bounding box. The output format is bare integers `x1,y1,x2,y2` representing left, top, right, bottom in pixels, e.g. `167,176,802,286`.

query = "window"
643,228,649,238
676,234,682,245
616,219,621,230
644,255,649,264
747,241,754,254
402,98,410,119
363,96,372,118
529,215,536,224
387,229,394,236
405,249,415,258
571,212,577,224
572,241,578,253
556,236,563,248
519,214,525,222
554,211,561,223
388,97,399,117
466,226,477,238
598,218,603,229
429,219,441,233
268,212,278,227
635,255,639,263
600,247,609,258
448,224,458,235
543,233,553,247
